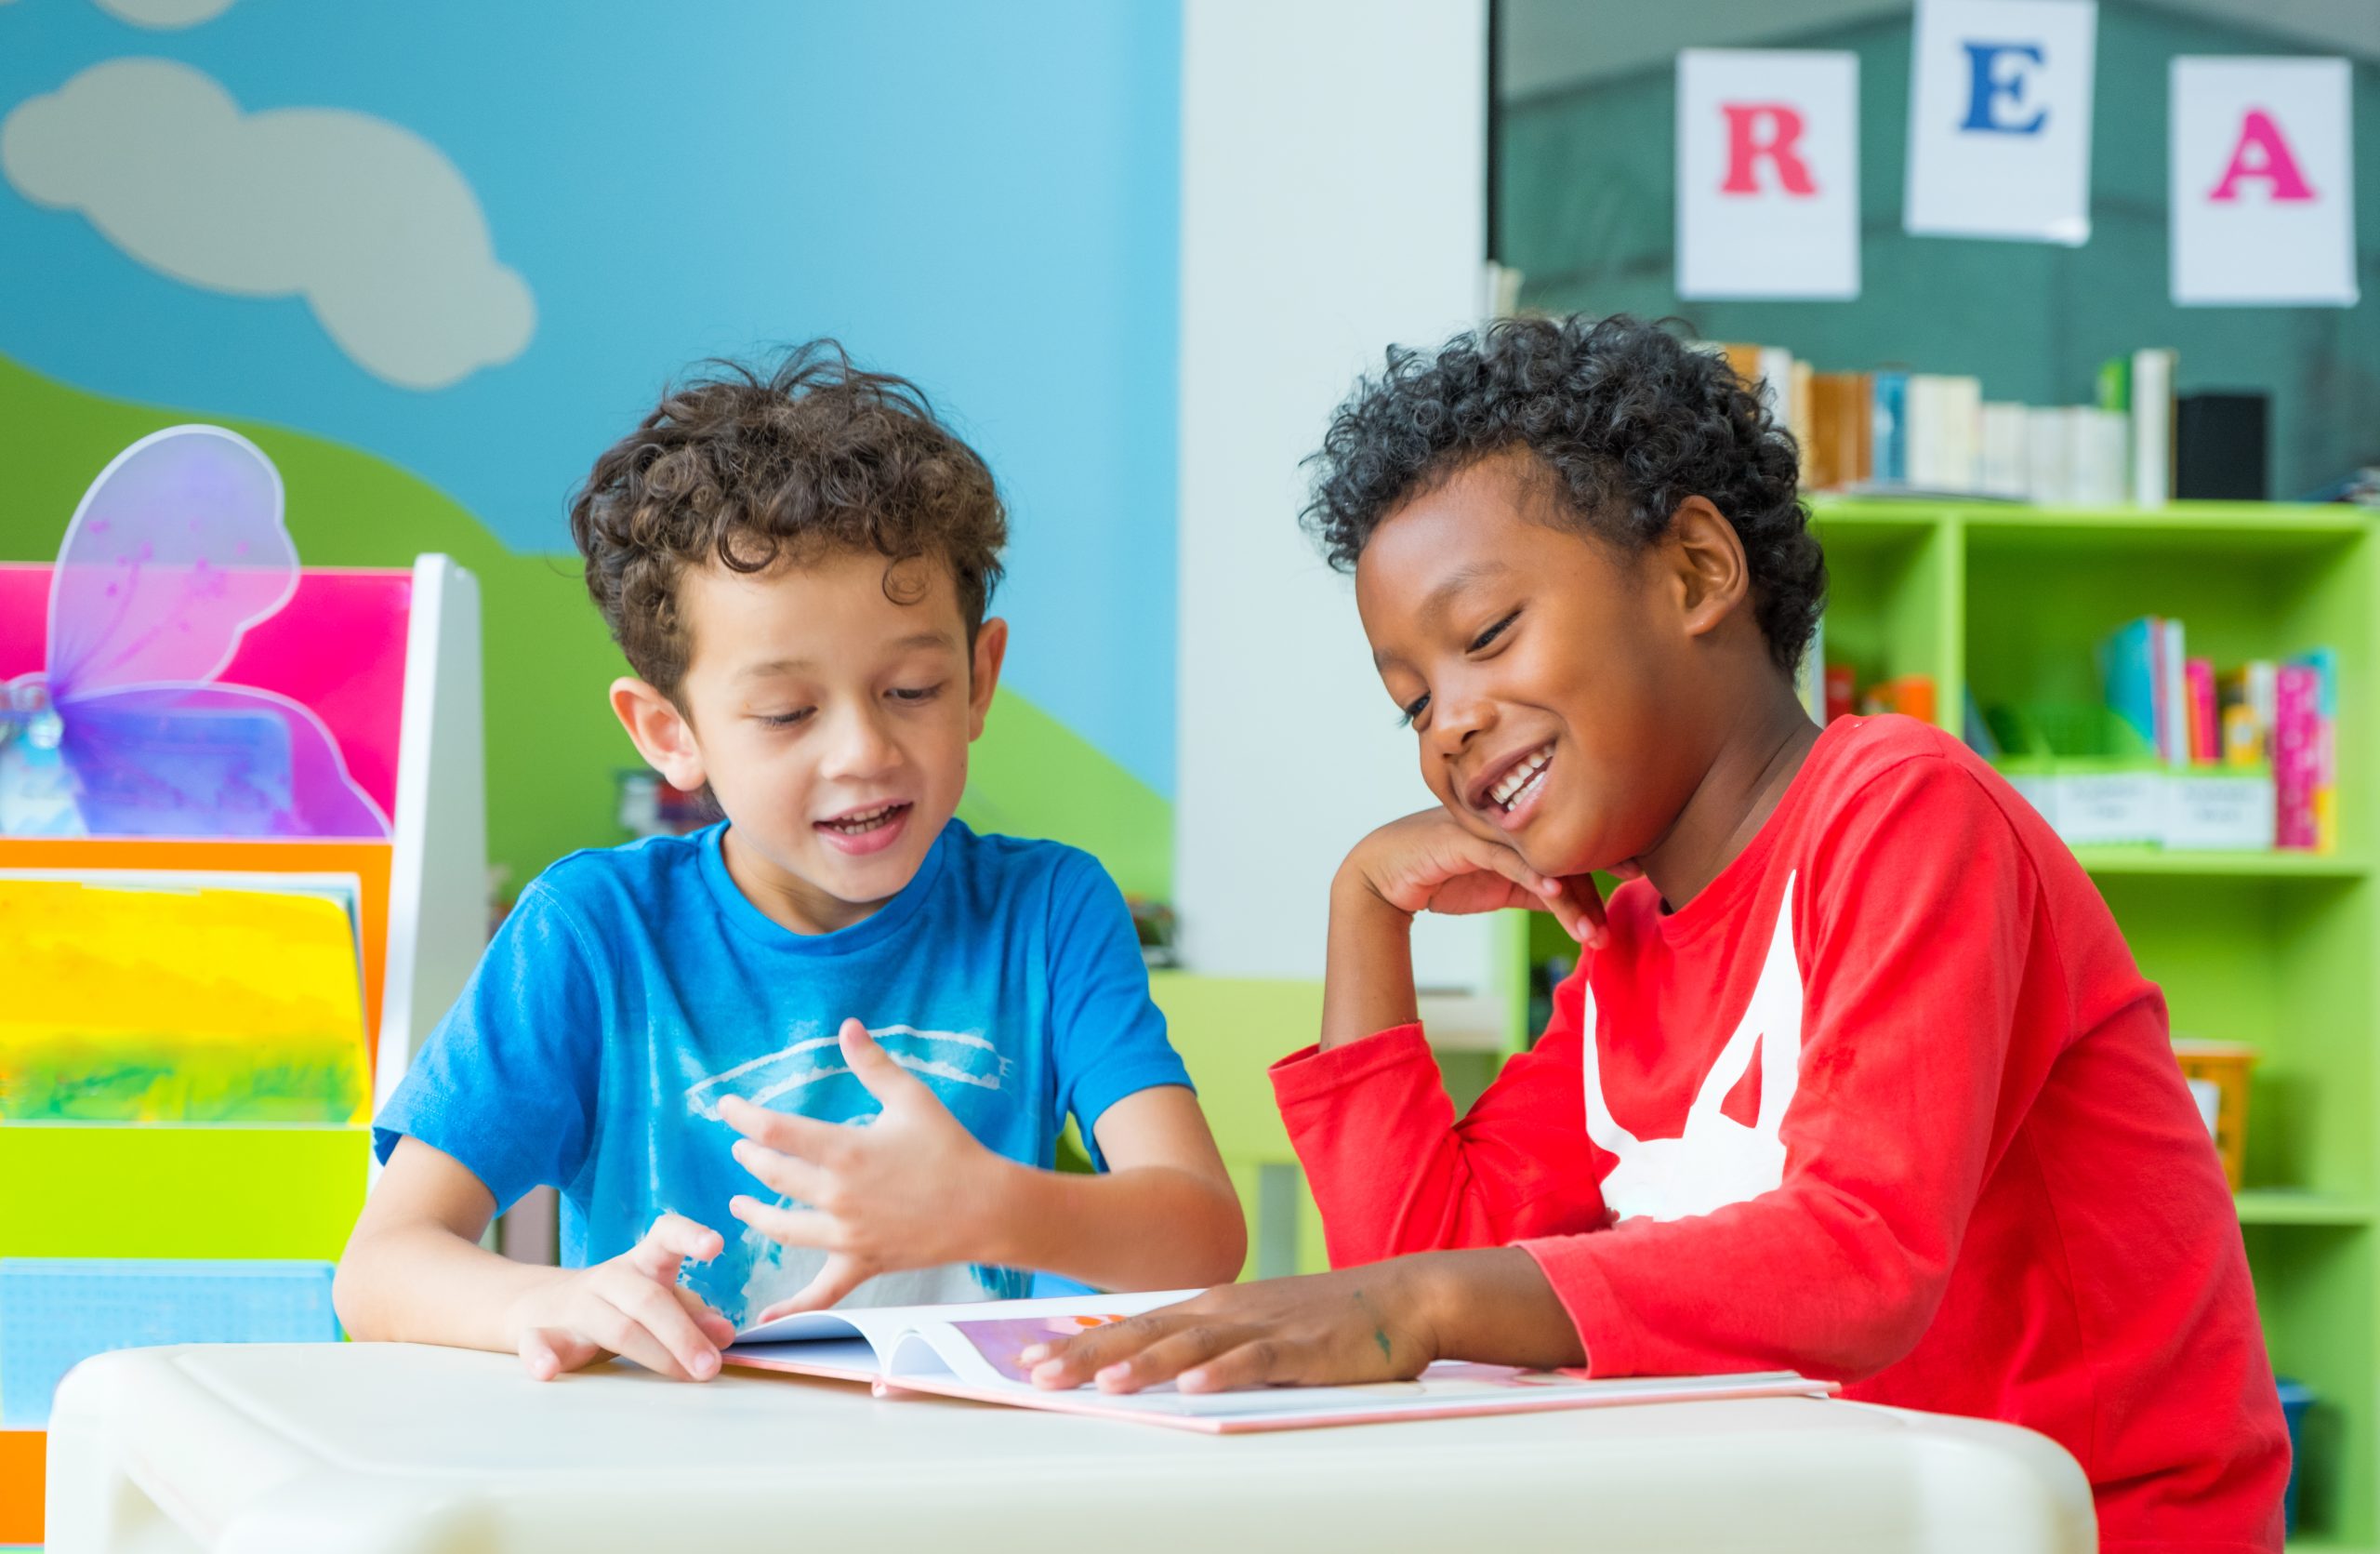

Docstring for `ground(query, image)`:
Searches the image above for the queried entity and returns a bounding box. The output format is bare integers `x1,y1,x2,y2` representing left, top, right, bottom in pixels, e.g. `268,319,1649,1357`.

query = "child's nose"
818,704,901,777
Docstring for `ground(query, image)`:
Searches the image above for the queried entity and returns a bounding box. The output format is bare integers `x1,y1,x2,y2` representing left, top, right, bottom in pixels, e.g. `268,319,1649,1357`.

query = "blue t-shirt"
374,819,1190,1322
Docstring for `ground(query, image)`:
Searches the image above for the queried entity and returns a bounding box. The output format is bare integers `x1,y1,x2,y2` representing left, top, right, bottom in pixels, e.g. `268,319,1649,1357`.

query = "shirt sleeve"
1044,851,1194,1154
371,881,607,1215
1269,970,1610,1269
1520,757,2037,1383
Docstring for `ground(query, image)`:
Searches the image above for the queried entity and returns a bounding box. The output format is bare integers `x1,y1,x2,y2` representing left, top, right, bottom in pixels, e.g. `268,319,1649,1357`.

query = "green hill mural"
0,352,1171,901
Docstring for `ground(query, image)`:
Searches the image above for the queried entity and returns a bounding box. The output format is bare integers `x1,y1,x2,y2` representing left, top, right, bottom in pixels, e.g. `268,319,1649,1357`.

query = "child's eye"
1467,610,1519,654
1397,692,1431,729
758,708,813,728
889,684,944,704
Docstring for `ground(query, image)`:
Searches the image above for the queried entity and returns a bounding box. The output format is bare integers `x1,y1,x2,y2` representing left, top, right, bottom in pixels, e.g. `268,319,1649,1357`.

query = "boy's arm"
345,883,734,1380
337,1136,735,1380
1027,758,2041,1393
991,1082,1245,1291
1270,810,1611,1268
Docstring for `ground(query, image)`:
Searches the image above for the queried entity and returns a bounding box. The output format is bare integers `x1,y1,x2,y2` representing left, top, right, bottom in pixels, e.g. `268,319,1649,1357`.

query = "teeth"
1488,744,1554,807
828,804,903,833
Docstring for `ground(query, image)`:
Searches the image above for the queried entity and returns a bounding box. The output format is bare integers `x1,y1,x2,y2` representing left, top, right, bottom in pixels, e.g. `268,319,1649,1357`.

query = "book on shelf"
2086,619,2334,854
1808,371,1871,491
1871,368,1909,486
1702,339,2201,507
2186,658,2219,764
722,1290,1836,1434
2175,392,2268,501
2129,349,2176,509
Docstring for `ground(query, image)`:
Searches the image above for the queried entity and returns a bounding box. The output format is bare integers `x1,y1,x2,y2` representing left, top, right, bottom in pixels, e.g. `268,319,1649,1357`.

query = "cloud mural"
91,0,237,27
1,58,534,390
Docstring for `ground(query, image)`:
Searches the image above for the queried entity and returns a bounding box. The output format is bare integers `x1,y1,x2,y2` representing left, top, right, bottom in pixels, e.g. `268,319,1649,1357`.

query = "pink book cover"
2185,658,2218,765
2275,665,2322,850
721,1292,1837,1434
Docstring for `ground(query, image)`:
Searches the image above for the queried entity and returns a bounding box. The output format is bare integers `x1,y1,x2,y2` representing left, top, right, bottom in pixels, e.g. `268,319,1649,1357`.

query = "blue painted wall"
0,0,1180,802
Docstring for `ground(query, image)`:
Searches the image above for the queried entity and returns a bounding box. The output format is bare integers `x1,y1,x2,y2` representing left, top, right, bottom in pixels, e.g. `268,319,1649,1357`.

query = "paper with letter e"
1677,49,1859,300
2171,56,2357,307
1904,0,2096,245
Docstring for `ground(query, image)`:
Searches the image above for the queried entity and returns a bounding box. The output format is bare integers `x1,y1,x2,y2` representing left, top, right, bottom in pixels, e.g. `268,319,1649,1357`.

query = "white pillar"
1175,0,1494,997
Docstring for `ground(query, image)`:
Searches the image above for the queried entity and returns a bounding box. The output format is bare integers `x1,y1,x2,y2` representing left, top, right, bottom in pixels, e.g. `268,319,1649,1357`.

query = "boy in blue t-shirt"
336,345,1245,1383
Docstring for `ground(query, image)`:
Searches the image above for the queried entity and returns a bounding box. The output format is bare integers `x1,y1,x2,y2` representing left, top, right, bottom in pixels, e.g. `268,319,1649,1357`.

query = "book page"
731,1289,1196,1383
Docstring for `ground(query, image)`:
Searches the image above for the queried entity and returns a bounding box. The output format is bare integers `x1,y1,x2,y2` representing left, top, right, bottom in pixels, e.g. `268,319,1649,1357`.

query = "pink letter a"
2209,109,2316,203
1720,104,1817,195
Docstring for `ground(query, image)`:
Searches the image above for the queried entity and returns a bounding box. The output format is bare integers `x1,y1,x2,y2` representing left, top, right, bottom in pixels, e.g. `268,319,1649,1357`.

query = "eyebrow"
734,631,959,680
1372,561,1514,669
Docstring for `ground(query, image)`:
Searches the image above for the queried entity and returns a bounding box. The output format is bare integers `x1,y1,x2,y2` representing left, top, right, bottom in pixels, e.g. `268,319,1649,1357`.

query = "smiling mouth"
817,802,910,836
1485,743,1553,813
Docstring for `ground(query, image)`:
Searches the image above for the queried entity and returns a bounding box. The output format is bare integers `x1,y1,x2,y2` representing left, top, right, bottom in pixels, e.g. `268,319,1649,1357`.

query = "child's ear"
610,677,707,791
1666,496,1752,640
966,618,1010,741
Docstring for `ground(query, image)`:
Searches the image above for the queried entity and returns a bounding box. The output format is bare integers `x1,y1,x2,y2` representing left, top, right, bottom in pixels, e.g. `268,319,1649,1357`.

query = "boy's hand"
724,1019,1005,1320
505,1213,736,1383
1016,1264,1440,1394
1342,807,1608,947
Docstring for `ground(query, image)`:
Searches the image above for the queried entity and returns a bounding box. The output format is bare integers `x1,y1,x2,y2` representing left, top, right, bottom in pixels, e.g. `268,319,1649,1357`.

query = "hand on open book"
506,1213,738,1382
1017,1263,1440,1394
1016,1249,1585,1394
723,1019,1004,1318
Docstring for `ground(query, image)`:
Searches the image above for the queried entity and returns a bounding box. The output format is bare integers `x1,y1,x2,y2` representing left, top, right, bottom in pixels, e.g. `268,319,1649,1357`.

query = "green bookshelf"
1507,497,2378,1544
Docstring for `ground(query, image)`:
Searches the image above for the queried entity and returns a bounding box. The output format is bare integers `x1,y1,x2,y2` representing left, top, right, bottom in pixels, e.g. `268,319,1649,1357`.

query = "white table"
46,1343,2096,1553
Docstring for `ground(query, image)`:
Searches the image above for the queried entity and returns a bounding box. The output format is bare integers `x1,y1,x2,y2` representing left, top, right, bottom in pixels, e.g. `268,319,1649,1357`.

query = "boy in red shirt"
1027,315,2287,1550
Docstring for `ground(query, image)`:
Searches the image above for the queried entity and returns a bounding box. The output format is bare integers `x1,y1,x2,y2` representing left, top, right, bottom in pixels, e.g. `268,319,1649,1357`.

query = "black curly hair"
1302,314,1825,674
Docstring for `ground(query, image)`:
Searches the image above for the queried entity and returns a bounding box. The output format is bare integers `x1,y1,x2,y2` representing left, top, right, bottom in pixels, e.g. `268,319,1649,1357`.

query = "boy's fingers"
519,1326,596,1381
719,1095,848,1161
839,1021,931,1105
1554,873,1609,948
1180,1336,1329,1394
626,1213,723,1281
615,1279,721,1380
1453,837,1561,906
673,1286,741,1348
729,1196,840,1248
1027,1308,1198,1388
769,1254,871,1316
1087,1323,1252,1394
730,1138,834,1203
588,1298,701,1381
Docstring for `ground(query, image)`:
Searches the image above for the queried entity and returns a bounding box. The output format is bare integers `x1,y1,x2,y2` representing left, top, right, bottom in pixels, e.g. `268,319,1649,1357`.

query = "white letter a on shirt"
1581,875,1804,1223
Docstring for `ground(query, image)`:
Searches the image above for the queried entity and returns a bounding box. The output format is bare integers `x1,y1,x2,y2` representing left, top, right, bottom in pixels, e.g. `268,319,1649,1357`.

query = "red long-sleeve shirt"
1274,716,2287,1552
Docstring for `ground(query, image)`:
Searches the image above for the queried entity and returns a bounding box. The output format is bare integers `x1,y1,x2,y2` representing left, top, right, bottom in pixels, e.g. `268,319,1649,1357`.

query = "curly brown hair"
569,341,1008,697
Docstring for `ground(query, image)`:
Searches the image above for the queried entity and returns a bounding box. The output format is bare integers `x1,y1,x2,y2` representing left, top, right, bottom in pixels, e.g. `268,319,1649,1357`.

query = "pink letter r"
1720,103,1817,195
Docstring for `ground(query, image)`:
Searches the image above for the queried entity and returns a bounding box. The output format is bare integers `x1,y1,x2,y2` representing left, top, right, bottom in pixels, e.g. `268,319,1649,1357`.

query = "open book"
725,1291,1836,1434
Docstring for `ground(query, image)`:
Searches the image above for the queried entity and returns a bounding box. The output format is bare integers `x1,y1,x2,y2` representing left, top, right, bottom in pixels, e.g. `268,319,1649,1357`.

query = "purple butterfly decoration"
0,425,392,839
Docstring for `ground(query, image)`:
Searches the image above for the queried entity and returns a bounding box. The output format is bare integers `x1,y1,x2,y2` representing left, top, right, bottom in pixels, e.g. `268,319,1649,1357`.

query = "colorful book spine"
2160,619,2188,767
2216,666,2266,766
2295,649,2340,854
1871,370,1909,486
2275,663,2324,850
2186,658,2218,764
2101,617,2159,751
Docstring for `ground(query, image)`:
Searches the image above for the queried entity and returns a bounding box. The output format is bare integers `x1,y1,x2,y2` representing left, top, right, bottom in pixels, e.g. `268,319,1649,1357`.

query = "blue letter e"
1960,41,2046,134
